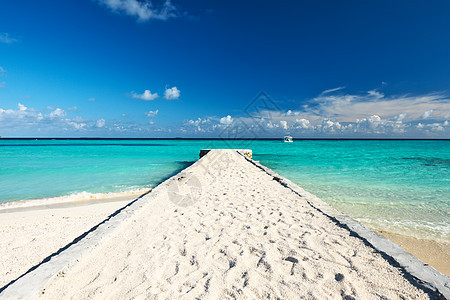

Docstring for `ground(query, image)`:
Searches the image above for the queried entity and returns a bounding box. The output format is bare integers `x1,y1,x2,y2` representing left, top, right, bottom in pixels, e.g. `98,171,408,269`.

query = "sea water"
0,139,448,242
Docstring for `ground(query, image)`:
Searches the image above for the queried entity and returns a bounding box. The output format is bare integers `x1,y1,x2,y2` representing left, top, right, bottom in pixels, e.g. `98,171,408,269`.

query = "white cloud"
220,115,233,125
88,98,96,102
132,89,159,101
264,120,276,129
70,121,86,130
416,121,449,133
175,88,450,137
295,118,310,129
98,0,177,21
17,103,27,111
0,104,99,134
183,117,217,133
96,119,106,128
285,110,300,117
164,86,180,100
49,108,66,118
421,109,433,119
0,103,177,136
367,90,384,99
320,86,345,95
178,106,449,138
188,118,205,126
0,33,17,44
304,91,450,122
430,123,444,132
354,115,383,133
320,119,342,133
396,113,407,121
145,109,159,117
0,67,5,88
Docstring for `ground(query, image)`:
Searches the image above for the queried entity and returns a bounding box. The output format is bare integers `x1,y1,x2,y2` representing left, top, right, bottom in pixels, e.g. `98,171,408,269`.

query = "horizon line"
0,137,449,141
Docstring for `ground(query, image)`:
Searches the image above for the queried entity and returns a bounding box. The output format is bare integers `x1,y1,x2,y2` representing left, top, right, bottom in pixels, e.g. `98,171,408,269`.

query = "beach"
1,149,447,298
0,196,136,288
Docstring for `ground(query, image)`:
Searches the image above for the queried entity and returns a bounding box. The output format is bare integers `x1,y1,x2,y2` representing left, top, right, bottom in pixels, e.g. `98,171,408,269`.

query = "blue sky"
0,0,449,138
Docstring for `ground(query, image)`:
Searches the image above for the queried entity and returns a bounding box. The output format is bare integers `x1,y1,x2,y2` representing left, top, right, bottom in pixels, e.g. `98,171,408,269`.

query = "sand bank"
0,195,137,288
1,150,448,299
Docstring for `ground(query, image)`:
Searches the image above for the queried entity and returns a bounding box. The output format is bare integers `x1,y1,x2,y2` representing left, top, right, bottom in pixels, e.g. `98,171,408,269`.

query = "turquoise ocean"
0,139,448,242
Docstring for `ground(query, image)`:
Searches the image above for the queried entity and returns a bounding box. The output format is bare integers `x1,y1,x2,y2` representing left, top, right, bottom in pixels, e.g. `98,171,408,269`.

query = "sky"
0,0,449,138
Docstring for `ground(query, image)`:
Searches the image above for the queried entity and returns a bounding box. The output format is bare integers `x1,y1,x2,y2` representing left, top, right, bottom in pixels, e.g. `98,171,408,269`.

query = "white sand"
0,197,135,288
378,231,450,277
27,149,430,299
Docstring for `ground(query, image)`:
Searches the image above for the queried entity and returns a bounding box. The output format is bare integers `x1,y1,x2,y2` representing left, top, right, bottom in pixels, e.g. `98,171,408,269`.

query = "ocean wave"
357,217,450,242
0,188,150,211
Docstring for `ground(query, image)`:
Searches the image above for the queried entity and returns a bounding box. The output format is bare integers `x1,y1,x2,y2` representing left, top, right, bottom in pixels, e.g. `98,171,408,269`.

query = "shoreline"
2,187,447,243
0,188,150,212
0,194,138,287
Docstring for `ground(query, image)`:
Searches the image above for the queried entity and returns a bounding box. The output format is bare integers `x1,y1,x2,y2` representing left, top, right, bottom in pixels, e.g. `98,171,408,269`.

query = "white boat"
283,136,293,143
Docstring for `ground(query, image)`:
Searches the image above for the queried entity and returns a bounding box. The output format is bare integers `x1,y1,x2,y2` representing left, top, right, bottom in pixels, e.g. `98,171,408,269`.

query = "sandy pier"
1,149,449,299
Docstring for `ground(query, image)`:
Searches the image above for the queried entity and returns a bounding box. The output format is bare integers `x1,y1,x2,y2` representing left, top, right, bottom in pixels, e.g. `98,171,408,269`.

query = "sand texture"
21,149,435,299
0,197,134,288
379,231,450,277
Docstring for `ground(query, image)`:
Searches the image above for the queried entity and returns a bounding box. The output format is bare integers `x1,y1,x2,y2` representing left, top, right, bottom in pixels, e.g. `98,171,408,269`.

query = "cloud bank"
1,89,448,138
300,89,450,122
0,103,106,135
180,89,450,138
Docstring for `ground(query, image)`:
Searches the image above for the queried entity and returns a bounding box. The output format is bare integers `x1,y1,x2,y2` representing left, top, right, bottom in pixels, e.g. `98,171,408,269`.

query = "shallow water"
0,139,448,241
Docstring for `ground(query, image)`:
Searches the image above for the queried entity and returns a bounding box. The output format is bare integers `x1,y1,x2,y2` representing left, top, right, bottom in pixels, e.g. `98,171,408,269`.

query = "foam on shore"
358,217,450,244
0,188,149,211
